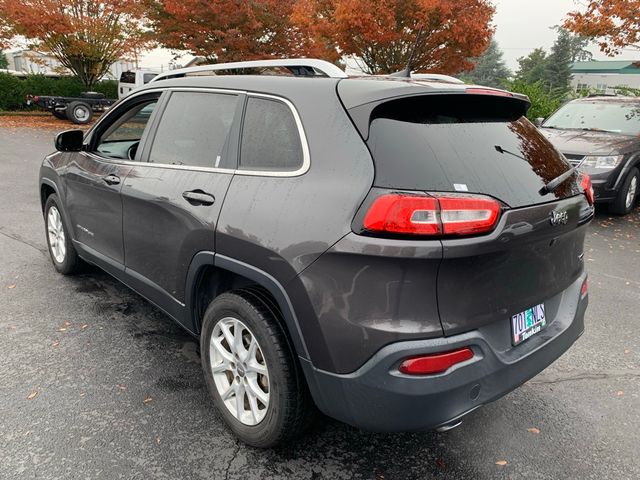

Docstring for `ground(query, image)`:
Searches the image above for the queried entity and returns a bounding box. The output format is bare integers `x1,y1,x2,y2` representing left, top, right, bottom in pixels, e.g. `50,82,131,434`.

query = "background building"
571,60,640,93
4,49,135,79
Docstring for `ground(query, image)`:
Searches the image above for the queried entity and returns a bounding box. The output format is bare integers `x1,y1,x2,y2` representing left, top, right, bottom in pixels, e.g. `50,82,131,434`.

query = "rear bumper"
302,273,587,432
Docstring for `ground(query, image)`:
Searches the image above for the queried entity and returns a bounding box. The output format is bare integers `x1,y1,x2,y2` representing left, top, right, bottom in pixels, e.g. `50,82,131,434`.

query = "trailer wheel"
66,101,93,124
52,110,67,120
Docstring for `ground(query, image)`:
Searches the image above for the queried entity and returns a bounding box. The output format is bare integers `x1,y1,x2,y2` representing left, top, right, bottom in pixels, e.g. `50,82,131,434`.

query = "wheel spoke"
220,383,235,401
247,389,260,423
219,321,234,348
211,361,229,373
235,384,245,418
211,337,234,363
233,320,245,357
247,360,267,376
246,377,269,405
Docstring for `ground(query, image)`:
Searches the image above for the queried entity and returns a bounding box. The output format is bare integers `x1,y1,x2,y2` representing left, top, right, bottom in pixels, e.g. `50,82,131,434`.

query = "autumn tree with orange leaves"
0,0,149,87
291,0,495,74
146,0,338,63
564,0,640,55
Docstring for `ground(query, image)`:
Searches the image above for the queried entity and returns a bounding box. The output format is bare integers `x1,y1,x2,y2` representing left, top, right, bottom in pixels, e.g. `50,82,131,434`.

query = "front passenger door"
120,90,243,329
63,94,160,267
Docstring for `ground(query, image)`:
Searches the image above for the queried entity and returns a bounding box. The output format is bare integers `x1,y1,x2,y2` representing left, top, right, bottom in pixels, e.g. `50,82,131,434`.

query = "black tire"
66,101,93,124
610,167,639,215
44,194,81,275
200,290,313,447
52,110,67,120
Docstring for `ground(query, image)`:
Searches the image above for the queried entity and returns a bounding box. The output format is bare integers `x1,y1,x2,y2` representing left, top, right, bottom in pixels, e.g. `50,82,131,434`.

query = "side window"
149,92,238,168
95,99,158,160
143,73,157,84
239,97,303,172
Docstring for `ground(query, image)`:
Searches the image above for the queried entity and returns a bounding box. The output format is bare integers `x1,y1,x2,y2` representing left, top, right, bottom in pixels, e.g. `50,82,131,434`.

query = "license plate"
511,303,546,346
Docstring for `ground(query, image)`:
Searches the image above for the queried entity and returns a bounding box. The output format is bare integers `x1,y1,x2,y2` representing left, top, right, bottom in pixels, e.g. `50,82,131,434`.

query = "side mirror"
55,129,84,152
533,117,545,128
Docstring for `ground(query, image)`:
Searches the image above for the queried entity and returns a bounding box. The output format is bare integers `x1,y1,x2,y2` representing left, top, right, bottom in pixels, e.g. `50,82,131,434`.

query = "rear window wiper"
539,166,577,195
495,145,578,195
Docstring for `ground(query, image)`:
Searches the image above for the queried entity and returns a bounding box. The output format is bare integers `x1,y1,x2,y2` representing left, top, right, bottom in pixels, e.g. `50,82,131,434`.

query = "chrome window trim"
87,87,311,178
236,92,311,178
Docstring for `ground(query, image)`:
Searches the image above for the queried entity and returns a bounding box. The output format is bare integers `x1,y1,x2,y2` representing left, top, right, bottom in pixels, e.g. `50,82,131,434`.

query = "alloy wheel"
209,317,270,425
47,206,66,264
626,175,637,210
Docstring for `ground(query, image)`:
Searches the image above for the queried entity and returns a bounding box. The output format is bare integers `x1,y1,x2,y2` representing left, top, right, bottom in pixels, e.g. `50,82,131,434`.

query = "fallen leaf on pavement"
27,391,38,400
616,391,624,396
7,284,16,289
527,427,540,434
117,384,126,391
156,436,161,445
52,341,60,347
495,460,508,466
80,324,88,330
63,321,71,327
57,327,67,332
624,349,631,354
143,396,153,404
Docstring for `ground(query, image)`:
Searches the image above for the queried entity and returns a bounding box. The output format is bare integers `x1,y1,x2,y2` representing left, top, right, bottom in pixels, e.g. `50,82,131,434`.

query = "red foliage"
147,0,338,63
0,1,149,86
291,0,495,74
564,1,640,55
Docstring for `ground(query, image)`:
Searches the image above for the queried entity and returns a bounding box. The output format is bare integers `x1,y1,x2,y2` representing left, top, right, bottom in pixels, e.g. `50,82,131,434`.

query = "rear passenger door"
120,89,243,326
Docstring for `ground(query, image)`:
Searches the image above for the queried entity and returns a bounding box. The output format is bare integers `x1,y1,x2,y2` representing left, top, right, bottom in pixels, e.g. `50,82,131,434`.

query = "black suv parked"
40,59,592,447
540,96,640,215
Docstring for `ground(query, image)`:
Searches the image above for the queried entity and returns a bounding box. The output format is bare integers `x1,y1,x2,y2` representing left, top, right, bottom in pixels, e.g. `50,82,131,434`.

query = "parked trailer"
26,92,116,124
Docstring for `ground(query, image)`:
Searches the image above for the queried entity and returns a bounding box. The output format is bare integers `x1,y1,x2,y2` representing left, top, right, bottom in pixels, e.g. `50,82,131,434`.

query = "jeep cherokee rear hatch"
341,84,593,336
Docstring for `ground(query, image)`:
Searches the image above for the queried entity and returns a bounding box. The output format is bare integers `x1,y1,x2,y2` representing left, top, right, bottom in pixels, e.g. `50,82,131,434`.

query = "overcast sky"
139,0,638,72
493,0,633,70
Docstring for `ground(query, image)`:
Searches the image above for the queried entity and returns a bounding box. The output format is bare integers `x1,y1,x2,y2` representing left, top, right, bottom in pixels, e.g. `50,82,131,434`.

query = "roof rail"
150,58,348,82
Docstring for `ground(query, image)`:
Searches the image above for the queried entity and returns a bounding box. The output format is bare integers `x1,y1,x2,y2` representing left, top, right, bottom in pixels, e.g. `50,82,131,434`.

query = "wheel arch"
185,252,310,361
40,178,59,212
613,152,640,190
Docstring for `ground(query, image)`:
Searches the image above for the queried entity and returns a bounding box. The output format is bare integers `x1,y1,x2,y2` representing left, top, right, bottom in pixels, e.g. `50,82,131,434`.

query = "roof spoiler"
149,58,348,82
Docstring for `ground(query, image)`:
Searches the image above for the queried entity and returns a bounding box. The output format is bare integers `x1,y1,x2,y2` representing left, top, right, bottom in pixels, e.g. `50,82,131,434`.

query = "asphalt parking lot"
1,123,639,480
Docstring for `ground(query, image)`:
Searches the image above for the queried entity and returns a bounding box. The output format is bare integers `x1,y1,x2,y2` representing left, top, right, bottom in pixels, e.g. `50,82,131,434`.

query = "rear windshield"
366,95,580,208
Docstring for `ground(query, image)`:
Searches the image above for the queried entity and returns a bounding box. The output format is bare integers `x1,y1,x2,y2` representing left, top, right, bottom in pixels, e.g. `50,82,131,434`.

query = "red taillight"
465,87,513,97
581,278,588,299
363,194,439,235
363,193,501,237
399,348,474,375
581,174,594,205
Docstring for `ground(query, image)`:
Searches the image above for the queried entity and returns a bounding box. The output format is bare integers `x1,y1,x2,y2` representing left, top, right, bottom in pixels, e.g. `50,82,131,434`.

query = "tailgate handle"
182,190,215,206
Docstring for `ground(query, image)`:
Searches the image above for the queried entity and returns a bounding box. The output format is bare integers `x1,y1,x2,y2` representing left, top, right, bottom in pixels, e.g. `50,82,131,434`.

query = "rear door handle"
182,190,215,206
102,174,121,186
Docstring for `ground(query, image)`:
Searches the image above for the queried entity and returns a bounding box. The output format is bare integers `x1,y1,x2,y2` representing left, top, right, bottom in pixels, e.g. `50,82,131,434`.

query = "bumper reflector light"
399,347,474,375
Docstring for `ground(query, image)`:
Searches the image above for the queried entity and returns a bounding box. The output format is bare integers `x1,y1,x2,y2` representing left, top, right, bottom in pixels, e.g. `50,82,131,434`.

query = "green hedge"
0,73,117,110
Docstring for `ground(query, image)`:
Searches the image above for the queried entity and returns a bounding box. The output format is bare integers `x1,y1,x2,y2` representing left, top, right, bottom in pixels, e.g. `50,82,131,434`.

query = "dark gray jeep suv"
39,59,592,447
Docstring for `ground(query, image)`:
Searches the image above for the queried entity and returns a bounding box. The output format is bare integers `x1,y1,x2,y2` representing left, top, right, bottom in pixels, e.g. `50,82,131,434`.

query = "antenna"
389,26,424,78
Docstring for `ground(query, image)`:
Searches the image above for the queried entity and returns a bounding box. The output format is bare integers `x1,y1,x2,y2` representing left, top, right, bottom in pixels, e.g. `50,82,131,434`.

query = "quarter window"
149,92,238,168
239,97,303,171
